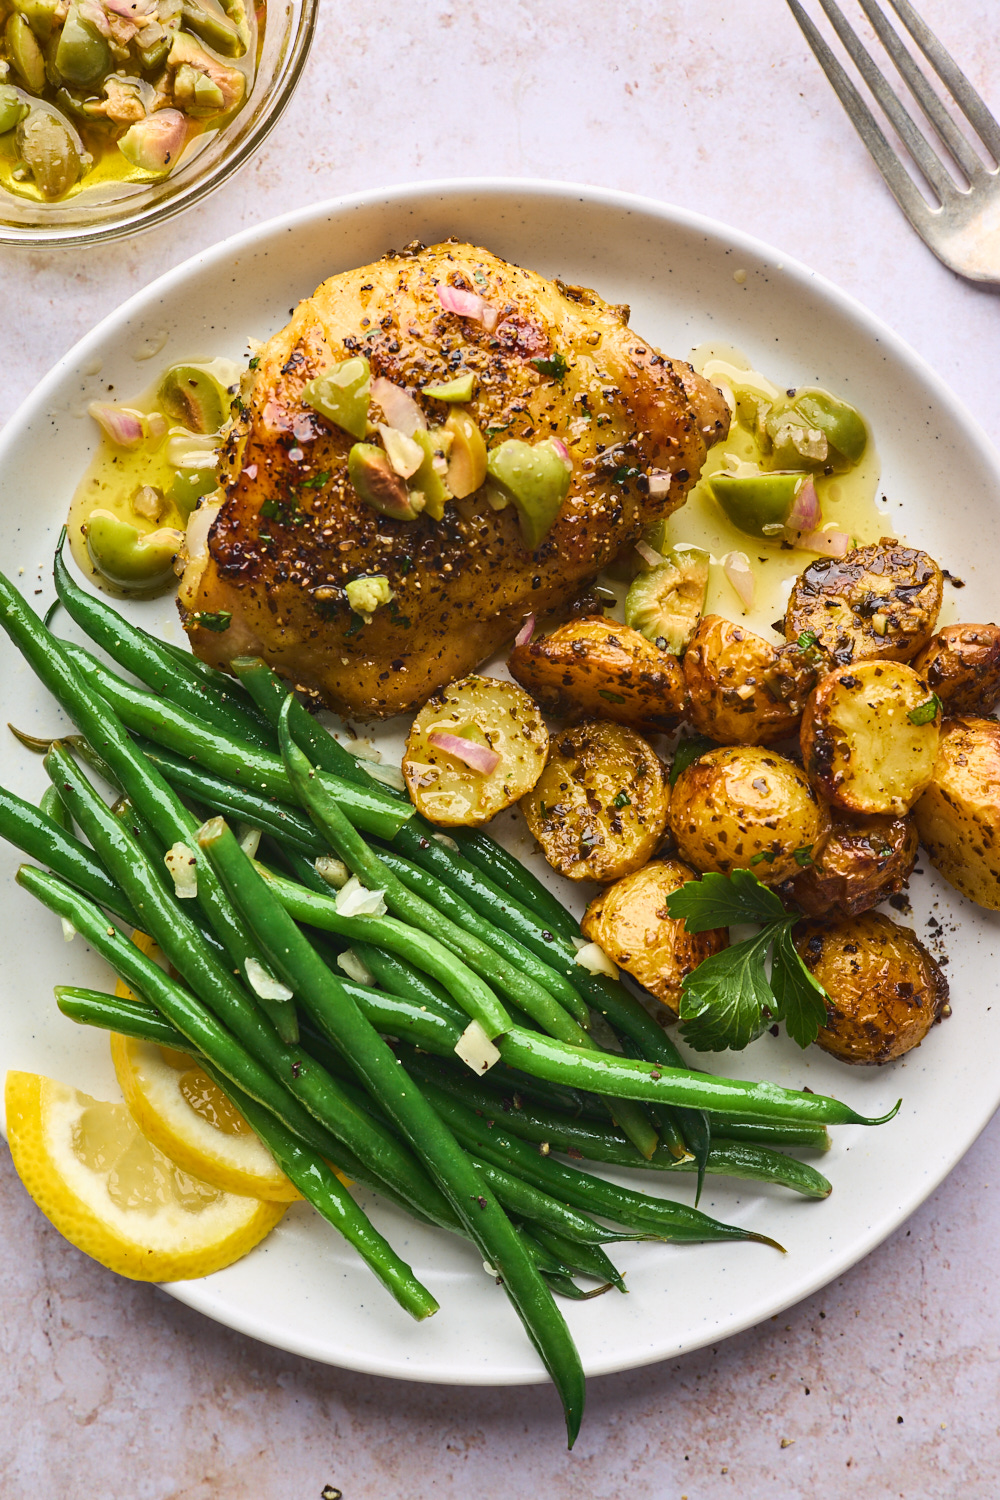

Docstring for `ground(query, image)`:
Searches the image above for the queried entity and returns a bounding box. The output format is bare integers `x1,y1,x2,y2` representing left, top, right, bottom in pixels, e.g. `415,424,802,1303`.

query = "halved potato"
521,719,670,882
800,659,940,815
581,857,728,1017
912,623,1000,716
508,616,689,733
403,675,548,826
683,615,817,745
796,913,950,1064
784,538,942,666
914,715,1000,910
668,745,831,884
779,807,918,920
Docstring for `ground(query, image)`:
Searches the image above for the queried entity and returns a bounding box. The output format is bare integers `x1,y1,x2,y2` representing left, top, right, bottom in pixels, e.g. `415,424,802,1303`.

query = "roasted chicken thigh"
180,241,729,718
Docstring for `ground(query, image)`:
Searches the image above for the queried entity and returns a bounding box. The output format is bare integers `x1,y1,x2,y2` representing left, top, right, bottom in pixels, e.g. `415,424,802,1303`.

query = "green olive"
6,13,46,93
708,472,806,538
12,0,59,44
792,391,868,468
348,443,422,520
409,429,451,521
443,409,487,499
625,546,709,654
423,372,477,403
16,106,81,198
302,357,371,440
486,437,572,551
54,4,110,86
85,511,184,594
158,364,230,434
179,0,245,57
0,83,29,134
169,465,218,518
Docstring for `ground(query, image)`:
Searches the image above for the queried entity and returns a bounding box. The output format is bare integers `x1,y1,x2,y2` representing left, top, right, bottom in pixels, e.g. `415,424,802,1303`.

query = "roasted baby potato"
668,745,831,884
796,913,950,1064
403,675,548,826
914,715,1000,909
581,858,728,1017
784,538,943,667
683,615,817,745
912,623,1000,716
521,720,670,882
507,616,689,733
800,659,941,815
779,807,918,919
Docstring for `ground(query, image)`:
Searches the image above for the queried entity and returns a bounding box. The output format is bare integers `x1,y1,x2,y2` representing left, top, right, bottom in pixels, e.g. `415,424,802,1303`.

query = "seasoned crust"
912,623,1000,716
784,538,942,668
778,808,918,919
683,614,817,745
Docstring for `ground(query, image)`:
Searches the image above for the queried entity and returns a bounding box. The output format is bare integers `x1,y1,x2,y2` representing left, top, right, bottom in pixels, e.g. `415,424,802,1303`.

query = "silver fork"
787,0,1000,283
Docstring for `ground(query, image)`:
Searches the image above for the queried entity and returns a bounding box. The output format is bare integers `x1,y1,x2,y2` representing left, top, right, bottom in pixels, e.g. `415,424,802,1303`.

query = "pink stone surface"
3,1,1000,1493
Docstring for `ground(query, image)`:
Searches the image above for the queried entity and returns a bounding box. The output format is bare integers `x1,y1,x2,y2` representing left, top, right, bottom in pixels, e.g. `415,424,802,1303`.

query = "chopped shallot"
722,550,755,608
371,377,426,436
784,477,820,534
634,539,666,570
436,284,500,332
378,424,424,479
245,957,293,1003
646,469,672,499
361,760,407,792
514,613,536,647
335,875,388,918
454,1019,501,1075
164,842,197,898
88,402,144,450
797,528,851,558
337,949,376,987
428,732,500,775
574,941,619,980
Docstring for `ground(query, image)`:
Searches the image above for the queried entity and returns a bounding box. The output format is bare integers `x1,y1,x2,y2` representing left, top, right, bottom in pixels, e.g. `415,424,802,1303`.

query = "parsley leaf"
908,693,942,725
678,929,775,1052
770,921,828,1048
192,610,232,633
665,867,785,930
669,734,716,787
532,352,568,380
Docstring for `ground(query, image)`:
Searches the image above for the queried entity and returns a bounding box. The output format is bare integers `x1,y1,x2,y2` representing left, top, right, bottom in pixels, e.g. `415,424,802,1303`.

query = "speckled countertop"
3,2,1000,1495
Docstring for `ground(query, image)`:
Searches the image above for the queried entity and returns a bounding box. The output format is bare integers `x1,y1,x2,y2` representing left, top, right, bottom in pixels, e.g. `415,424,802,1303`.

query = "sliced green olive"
443,409,487,499
0,84,29,134
12,0,59,44
168,30,245,114
708,472,805,539
423,373,477,403
16,107,81,198
158,364,230,434
179,0,245,58
169,466,218,518
409,429,451,521
486,437,572,551
6,14,47,93
54,4,110,86
791,391,868,468
302,357,371,440
625,546,709,654
85,511,183,594
173,61,227,116
348,443,422,520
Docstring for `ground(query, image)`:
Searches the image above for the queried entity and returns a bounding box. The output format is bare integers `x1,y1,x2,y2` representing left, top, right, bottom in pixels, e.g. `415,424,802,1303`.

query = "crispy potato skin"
800,659,941,815
683,615,817,745
402,675,548,826
796,913,950,1064
778,808,918,919
668,745,831,884
521,720,670,882
181,242,729,718
914,715,1000,909
582,858,727,1017
784,538,942,668
912,623,1000,716
508,616,689,733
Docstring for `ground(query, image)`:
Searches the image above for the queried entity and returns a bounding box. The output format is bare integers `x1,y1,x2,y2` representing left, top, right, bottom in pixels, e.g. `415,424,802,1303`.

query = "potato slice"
779,807,917,920
914,715,1000,909
800,659,940,815
796,913,950,1064
403,675,548,826
784,538,942,666
508,616,688,733
581,858,728,1017
912,623,1000,716
521,720,670,882
668,746,830,883
683,614,817,745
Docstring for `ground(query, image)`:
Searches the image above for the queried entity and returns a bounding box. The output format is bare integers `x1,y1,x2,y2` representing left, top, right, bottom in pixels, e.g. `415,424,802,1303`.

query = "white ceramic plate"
2,181,999,1387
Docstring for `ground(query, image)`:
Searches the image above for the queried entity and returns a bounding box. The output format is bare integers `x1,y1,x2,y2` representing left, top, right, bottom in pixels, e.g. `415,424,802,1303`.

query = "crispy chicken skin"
180,241,729,719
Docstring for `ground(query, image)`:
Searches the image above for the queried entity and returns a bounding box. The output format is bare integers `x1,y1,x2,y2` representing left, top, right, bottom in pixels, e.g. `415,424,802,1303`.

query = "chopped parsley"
192,610,232,633
532,352,568,380
908,694,942,725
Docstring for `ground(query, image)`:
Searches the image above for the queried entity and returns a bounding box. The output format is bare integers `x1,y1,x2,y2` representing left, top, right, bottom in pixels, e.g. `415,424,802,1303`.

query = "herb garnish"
532,353,568,380
669,734,716,787
908,694,942,725
192,610,232,633
665,869,829,1051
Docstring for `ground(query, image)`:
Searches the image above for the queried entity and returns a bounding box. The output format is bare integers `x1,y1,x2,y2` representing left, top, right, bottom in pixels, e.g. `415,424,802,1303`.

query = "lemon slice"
5,1070,287,1282
110,1034,301,1204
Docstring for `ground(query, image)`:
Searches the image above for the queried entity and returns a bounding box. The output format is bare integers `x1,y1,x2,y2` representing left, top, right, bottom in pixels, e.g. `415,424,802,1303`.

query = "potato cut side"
914,715,1000,910
521,719,670,882
800,659,940,815
784,538,942,667
403,675,548,826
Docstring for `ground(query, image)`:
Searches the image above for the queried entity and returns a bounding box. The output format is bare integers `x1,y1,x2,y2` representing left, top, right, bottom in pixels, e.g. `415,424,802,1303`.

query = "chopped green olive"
409,429,451,521
13,0,60,43
345,575,393,619
422,373,477,402
158,364,230,434
170,466,218,518
302,357,371,440
486,437,572,551
443,409,487,500
348,443,423,520
0,85,29,135
179,0,245,58
53,4,110,86
85,511,183,594
708,472,806,538
6,14,46,93
16,107,81,198
791,391,868,469
625,546,710,654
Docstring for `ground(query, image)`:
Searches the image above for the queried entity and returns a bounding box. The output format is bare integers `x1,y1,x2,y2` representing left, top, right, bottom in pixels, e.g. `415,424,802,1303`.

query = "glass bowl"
0,0,315,249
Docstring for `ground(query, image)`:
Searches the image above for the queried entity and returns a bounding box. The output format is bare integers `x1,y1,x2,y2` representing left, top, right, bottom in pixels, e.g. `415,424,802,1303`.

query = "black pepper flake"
291,1060,302,1078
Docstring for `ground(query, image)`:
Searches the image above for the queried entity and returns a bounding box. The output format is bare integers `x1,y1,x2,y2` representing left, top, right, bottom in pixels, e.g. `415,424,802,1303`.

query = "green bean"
527,1227,627,1293
39,782,72,834
450,827,577,938
54,530,273,750
196,813,586,1445
156,635,266,717
699,1116,831,1152
466,1154,647,1248
0,784,136,923
56,639,413,842
231,655,371,782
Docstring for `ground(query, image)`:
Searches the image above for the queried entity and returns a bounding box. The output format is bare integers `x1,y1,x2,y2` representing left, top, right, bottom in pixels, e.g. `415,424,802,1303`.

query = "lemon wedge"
5,1070,287,1281
110,1033,300,1204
